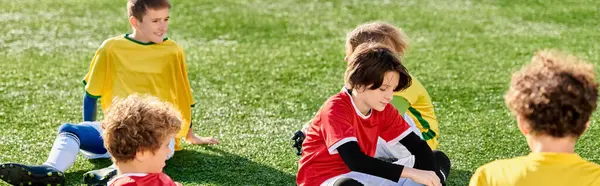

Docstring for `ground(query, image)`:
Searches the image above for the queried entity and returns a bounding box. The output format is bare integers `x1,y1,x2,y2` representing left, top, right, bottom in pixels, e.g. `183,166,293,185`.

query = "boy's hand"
186,136,220,145
402,167,441,186
185,130,220,145
175,182,183,186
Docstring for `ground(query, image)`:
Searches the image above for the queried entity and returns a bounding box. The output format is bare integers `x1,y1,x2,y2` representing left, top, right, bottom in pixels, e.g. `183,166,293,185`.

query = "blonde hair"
346,22,409,57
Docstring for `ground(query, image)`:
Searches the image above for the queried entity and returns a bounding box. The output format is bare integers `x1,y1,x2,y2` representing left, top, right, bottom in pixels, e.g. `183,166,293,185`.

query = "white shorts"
321,171,423,186
321,113,427,186
321,136,422,186
374,113,422,161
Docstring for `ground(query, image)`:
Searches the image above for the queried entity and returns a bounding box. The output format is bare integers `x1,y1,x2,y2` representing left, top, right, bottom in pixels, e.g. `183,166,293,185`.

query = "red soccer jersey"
297,88,412,186
108,173,178,186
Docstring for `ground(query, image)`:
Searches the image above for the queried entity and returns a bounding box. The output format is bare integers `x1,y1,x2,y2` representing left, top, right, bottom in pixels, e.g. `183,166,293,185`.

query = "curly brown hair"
346,43,412,92
102,94,182,163
505,50,598,138
128,0,171,21
346,22,409,57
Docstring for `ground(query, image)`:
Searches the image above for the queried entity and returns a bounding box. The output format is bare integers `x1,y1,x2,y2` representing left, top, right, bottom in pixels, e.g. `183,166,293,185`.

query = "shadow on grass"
165,147,296,185
446,168,474,185
63,158,113,185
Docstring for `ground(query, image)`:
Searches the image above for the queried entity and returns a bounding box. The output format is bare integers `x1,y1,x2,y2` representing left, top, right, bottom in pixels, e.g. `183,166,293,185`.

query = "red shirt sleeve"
379,104,411,144
320,100,357,155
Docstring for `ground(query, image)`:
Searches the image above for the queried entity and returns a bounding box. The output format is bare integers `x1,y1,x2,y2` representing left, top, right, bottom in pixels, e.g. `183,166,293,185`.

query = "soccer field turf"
1,0,599,185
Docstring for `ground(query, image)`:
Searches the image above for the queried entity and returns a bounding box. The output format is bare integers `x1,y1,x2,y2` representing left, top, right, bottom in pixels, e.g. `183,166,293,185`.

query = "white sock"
42,132,80,172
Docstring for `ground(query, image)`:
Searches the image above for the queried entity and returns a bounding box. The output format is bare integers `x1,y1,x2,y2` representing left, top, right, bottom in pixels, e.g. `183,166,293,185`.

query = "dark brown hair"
127,0,171,21
345,43,412,92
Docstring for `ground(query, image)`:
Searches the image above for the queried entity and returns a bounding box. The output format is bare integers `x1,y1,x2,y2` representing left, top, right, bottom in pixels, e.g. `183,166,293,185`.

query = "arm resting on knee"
337,142,404,182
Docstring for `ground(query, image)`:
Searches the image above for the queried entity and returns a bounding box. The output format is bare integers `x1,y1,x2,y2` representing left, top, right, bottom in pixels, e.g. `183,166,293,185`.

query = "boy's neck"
128,31,150,43
116,161,149,175
344,85,371,116
527,134,577,154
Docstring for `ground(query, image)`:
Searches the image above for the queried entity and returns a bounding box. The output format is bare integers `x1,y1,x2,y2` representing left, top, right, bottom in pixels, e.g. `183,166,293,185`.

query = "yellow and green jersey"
469,152,600,186
391,76,439,149
83,34,194,150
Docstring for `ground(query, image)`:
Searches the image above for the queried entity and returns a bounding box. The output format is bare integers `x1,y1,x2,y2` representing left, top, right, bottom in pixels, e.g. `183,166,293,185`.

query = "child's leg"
0,122,105,185
433,150,451,182
332,177,364,186
44,122,107,170
372,113,423,162
375,138,450,184
398,179,425,186
374,137,414,166
185,122,219,145
322,172,424,186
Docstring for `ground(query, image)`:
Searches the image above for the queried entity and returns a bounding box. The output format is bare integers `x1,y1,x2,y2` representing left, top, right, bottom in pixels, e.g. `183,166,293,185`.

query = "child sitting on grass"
469,50,600,186
297,43,447,186
103,94,183,186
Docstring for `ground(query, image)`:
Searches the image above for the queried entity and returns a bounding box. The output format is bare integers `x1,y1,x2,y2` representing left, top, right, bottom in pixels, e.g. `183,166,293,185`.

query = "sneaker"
291,130,306,156
433,150,451,182
83,165,117,186
0,163,65,186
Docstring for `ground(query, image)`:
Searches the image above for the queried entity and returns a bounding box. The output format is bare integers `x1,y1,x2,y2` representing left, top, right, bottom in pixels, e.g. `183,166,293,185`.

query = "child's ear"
354,85,368,93
344,56,349,63
129,16,138,29
517,115,530,135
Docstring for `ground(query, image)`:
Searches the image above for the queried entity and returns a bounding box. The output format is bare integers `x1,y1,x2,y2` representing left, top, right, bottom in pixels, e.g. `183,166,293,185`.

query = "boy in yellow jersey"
293,22,440,153
394,78,439,149
469,50,600,186
0,0,217,185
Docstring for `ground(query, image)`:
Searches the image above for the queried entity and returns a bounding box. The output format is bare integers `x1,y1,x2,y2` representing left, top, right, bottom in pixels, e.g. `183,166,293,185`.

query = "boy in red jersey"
103,95,183,186
297,43,447,186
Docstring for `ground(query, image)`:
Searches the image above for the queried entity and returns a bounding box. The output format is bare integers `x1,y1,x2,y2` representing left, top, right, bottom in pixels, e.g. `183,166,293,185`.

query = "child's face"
355,71,399,112
139,136,173,173
133,8,170,43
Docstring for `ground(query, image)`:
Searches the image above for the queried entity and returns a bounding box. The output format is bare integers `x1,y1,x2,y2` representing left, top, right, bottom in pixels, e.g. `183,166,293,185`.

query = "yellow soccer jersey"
469,152,600,186
392,76,439,149
83,34,194,150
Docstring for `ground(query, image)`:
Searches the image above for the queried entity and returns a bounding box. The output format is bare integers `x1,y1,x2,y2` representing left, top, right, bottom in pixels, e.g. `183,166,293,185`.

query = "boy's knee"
433,150,450,165
333,178,364,186
57,123,80,135
57,123,99,139
59,123,106,154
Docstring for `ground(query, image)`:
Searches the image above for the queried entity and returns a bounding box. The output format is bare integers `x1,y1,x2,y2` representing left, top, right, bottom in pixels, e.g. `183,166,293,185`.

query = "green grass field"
1,0,599,185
